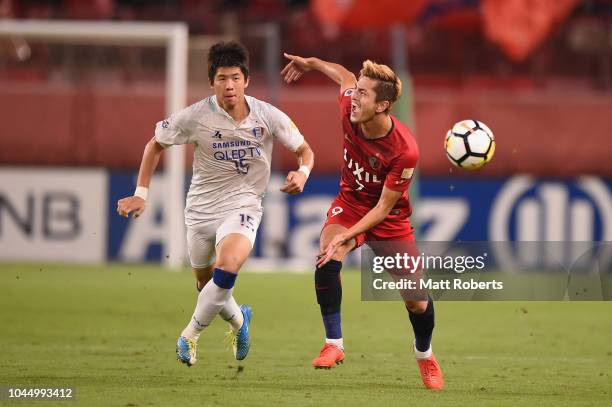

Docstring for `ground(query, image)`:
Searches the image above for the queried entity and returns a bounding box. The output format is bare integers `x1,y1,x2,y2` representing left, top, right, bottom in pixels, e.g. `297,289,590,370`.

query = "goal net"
0,20,188,269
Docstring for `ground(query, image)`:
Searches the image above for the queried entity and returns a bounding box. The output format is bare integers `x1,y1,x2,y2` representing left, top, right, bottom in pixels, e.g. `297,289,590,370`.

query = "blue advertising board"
107,172,612,263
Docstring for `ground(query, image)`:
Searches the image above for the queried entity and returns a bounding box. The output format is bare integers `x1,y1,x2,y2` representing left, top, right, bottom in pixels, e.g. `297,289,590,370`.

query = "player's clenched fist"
117,196,146,218
280,171,307,194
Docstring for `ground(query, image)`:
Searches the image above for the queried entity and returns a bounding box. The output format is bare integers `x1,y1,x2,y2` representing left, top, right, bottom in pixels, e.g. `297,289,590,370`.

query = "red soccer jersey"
336,89,419,218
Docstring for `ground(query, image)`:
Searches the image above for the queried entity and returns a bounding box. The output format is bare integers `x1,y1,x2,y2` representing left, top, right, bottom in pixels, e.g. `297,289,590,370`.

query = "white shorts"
186,206,263,269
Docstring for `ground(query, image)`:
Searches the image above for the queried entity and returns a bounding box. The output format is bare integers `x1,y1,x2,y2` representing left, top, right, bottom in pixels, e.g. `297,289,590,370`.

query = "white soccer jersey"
155,95,304,226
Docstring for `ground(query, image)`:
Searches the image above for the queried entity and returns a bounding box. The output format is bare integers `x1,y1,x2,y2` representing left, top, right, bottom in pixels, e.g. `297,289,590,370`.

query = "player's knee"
215,234,252,272
405,300,428,314
330,252,346,261
319,238,330,252
215,255,244,273
215,263,240,273
319,242,351,262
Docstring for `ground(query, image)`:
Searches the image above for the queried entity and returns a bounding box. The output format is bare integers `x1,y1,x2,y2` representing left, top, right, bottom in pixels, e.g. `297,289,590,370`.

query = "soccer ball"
444,119,495,170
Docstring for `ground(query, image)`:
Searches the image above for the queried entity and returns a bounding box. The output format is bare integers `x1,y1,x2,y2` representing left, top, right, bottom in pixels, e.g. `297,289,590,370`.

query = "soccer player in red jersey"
281,54,444,390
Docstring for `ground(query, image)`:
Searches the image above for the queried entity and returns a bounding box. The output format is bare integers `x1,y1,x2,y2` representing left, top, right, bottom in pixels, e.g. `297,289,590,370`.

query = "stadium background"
0,2,611,406
1,0,611,267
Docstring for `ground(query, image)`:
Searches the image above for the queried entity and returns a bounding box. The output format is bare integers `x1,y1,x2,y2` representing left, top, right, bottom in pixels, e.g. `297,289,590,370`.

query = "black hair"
207,41,250,83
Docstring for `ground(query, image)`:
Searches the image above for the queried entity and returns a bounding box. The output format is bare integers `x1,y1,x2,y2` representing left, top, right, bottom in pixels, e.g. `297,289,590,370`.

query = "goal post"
0,20,188,269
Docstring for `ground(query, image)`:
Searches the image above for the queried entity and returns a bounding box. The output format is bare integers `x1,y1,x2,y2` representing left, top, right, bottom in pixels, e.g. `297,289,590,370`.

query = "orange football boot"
416,353,444,390
312,343,345,369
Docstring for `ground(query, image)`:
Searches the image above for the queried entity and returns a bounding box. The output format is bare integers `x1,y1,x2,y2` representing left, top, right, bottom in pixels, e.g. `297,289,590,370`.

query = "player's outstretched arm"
281,53,357,94
116,137,165,218
280,141,314,195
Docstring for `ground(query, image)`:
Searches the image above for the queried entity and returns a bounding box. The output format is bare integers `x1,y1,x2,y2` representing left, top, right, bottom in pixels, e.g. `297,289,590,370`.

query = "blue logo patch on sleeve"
252,127,263,138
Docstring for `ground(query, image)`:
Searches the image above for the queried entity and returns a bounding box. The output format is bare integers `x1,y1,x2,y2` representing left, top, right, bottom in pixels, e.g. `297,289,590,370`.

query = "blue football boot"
230,305,252,360
176,336,198,367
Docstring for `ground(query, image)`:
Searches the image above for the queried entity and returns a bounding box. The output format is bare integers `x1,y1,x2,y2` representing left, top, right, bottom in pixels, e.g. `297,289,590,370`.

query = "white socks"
325,338,344,350
219,293,244,332
182,278,233,341
414,341,433,359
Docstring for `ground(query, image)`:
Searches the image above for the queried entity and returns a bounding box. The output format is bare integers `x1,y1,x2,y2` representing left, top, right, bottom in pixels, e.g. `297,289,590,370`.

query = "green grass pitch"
1,263,611,407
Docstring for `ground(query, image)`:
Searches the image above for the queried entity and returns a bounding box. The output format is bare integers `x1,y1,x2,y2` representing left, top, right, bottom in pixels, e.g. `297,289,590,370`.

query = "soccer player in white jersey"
116,42,314,366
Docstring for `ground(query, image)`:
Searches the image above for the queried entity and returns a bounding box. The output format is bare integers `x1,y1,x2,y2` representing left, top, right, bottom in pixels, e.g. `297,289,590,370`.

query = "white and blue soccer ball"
444,119,495,170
